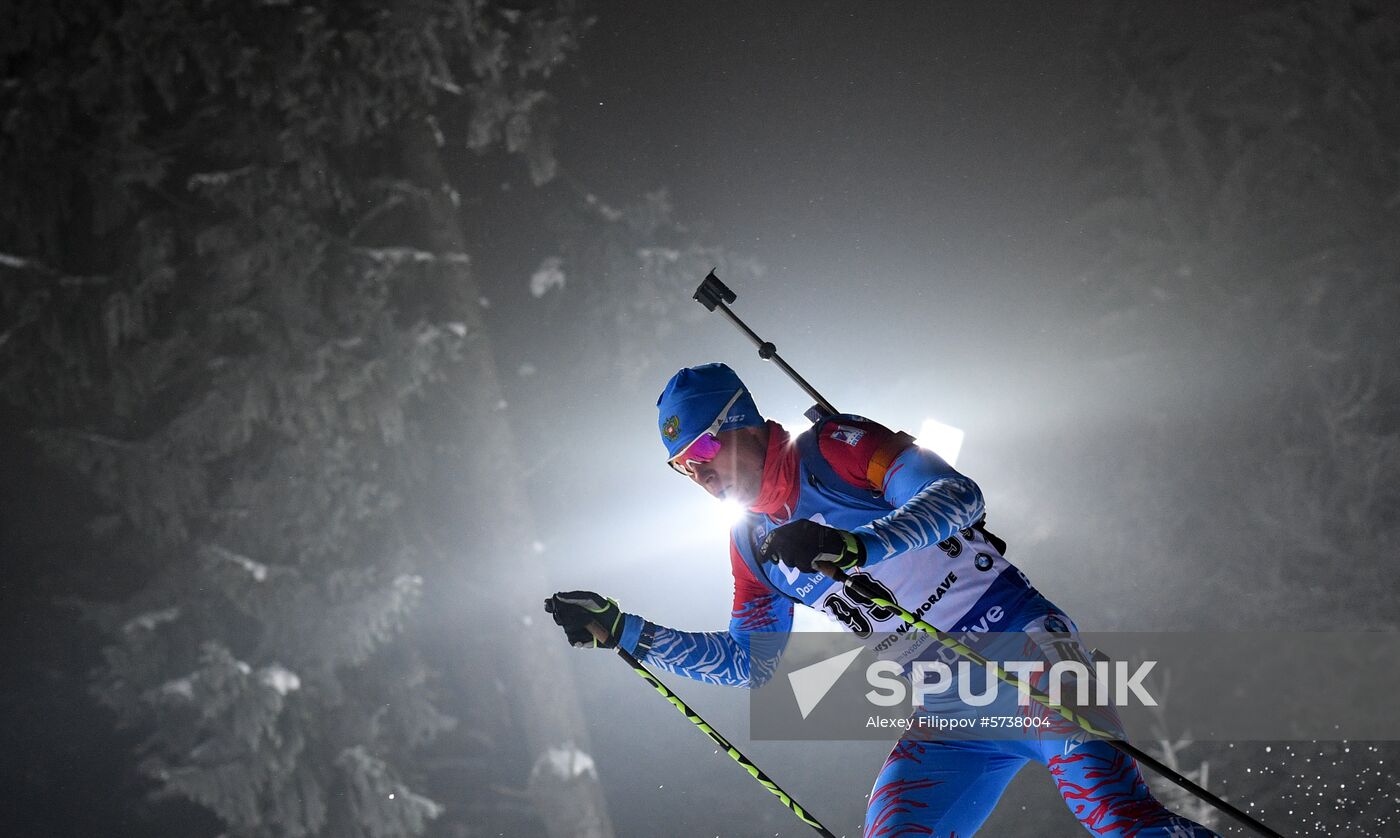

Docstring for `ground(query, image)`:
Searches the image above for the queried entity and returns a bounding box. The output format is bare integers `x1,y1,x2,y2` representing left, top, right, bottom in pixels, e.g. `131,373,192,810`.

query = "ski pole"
693,270,838,419
813,563,1288,838
586,623,837,838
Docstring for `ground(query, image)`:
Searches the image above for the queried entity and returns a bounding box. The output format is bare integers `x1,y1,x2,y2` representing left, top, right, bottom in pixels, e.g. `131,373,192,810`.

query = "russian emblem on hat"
656,363,764,460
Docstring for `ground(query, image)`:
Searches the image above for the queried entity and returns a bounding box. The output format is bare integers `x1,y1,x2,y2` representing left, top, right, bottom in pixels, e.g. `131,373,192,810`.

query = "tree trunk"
398,121,616,838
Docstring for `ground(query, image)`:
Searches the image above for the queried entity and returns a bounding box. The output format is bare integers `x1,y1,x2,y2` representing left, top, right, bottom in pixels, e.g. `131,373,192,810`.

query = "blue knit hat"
656,363,763,460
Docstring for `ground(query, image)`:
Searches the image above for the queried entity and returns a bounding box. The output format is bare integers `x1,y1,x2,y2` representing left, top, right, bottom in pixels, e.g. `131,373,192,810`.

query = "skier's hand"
759,519,866,574
544,591,624,649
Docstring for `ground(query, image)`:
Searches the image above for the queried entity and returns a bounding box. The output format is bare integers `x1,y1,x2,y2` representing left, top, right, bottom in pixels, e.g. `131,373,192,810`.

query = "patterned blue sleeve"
852,445,986,565
618,592,793,688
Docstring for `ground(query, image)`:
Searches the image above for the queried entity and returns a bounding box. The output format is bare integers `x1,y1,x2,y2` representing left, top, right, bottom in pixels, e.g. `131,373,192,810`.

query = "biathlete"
547,362,1216,837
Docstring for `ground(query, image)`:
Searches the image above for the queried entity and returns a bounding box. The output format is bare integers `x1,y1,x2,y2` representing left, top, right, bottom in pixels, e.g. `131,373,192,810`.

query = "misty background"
2,1,1397,836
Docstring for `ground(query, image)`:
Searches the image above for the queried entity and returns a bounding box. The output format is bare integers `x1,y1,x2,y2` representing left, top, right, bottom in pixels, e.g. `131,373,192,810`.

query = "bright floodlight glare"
916,418,964,465
709,497,746,529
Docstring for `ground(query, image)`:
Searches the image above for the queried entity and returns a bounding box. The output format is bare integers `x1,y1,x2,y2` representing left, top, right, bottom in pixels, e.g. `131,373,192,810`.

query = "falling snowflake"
530,257,566,298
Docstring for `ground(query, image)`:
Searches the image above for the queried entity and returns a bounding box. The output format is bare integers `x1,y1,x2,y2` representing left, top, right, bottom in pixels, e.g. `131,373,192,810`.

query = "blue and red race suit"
617,416,1216,837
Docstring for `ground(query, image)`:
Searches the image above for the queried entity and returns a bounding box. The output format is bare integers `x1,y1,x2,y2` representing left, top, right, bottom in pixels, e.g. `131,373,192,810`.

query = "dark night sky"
562,2,1087,253
556,2,1094,342
523,1,1231,458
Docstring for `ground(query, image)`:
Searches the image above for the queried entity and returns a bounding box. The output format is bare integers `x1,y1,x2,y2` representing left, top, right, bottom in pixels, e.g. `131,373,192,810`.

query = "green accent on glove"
835,530,866,570
545,591,623,649
758,519,868,574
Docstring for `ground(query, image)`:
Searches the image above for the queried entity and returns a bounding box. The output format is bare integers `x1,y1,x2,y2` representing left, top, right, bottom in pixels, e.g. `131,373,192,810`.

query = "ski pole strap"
608,644,836,838
815,565,1289,838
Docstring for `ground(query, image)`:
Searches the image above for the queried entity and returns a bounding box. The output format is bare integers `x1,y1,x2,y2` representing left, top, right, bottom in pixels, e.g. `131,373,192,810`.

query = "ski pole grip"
817,561,888,603
586,621,611,645
693,269,736,311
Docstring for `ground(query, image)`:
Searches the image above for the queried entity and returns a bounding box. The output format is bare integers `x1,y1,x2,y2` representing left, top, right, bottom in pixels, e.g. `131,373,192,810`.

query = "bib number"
820,572,898,637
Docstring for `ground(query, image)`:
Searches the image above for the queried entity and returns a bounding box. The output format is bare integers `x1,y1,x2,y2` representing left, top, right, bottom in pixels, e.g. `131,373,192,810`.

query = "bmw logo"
1044,615,1069,634
974,553,994,572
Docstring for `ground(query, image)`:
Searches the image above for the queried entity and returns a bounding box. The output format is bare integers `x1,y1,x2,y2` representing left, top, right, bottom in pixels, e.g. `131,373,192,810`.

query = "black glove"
544,590,624,649
758,519,866,574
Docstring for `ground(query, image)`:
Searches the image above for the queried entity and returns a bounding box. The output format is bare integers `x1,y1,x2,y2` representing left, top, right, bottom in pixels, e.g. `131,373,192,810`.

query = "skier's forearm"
643,625,781,687
853,447,985,564
617,600,792,688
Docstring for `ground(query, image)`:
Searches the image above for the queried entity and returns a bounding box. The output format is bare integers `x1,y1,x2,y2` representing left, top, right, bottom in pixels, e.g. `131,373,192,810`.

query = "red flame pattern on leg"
1049,745,1217,836
867,775,942,837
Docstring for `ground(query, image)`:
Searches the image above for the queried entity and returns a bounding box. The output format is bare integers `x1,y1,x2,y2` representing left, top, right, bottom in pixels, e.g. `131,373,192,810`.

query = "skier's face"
684,424,768,507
